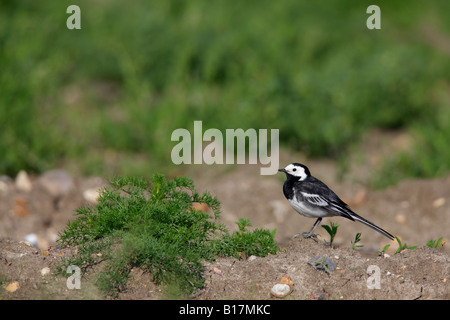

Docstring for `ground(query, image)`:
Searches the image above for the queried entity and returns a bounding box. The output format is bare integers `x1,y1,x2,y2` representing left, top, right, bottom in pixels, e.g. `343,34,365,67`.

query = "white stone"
15,170,32,192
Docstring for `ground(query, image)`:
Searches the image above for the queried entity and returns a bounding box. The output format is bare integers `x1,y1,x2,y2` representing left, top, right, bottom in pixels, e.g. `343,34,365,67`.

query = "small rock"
40,267,51,276
279,275,293,286
247,255,257,262
270,283,293,298
5,281,20,293
19,240,33,247
213,267,223,277
15,170,32,192
83,188,101,204
38,169,74,198
432,197,446,208
24,233,38,247
22,234,48,250
308,256,336,274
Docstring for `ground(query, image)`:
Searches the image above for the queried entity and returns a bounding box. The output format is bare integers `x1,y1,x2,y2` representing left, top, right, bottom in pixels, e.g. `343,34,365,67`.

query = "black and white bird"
278,163,394,240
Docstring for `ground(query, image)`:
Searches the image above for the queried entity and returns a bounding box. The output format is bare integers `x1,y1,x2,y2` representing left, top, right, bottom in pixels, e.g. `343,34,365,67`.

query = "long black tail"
349,212,395,240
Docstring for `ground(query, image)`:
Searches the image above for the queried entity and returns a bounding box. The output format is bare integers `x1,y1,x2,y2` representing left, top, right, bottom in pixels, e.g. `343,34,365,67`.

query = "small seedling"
426,237,444,248
378,244,391,256
308,256,336,274
321,221,339,247
395,236,417,254
351,232,364,250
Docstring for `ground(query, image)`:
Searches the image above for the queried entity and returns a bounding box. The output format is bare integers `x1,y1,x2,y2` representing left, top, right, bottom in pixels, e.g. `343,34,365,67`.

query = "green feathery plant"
57,174,279,298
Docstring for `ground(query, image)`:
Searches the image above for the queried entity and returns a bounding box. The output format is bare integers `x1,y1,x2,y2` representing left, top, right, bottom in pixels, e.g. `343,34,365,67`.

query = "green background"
1,0,449,187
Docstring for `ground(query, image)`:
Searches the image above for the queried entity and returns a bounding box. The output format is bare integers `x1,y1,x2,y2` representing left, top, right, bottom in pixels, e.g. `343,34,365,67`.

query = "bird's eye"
292,168,297,172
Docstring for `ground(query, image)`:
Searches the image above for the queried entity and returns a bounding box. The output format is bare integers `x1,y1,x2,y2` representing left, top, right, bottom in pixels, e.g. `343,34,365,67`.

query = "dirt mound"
199,237,449,300
0,237,448,300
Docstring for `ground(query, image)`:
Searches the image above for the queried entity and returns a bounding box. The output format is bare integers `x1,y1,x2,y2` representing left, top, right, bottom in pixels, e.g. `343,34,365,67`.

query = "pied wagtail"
278,163,394,240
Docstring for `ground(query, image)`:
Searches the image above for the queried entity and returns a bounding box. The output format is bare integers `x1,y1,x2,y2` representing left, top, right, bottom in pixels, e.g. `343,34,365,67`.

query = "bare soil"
0,157,449,300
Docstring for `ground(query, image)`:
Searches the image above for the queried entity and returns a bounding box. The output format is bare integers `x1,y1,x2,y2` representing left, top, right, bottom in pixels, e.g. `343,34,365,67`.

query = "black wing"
294,176,355,221
295,176,395,240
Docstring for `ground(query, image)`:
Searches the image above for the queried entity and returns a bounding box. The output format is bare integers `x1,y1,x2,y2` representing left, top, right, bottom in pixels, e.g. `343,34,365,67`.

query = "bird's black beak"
278,168,286,173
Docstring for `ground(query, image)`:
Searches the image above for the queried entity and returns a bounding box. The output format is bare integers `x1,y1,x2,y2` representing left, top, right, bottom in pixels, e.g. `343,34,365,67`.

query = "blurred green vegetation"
1,0,449,186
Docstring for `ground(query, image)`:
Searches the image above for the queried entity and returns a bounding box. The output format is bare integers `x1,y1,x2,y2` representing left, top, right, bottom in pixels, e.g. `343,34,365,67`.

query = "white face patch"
283,164,308,181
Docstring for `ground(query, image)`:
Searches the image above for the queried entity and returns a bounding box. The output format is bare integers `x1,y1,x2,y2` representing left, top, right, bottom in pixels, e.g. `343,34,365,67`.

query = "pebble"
15,170,32,192
432,197,446,208
279,275,293,286
270,283,292,298
22,233,48,249
38,169,74,198
83,188,101,204
24,233,38,247
19,240,33,247
40,267,51,276
270,275,294,298
5,281,20,293
213,267,223,277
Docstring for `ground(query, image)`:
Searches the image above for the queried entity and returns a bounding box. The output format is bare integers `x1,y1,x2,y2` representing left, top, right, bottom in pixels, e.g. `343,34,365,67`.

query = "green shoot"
426,237,444,248
378,244,391,256
321,221,339,247
351,232,364,250
395,236,417,254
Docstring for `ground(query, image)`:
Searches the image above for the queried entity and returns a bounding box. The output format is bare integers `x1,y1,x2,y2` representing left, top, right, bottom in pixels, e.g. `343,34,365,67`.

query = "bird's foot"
294,232,318,242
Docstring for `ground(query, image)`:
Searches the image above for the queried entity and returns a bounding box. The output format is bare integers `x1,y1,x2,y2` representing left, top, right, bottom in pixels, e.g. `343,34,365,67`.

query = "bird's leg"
297,217,322,239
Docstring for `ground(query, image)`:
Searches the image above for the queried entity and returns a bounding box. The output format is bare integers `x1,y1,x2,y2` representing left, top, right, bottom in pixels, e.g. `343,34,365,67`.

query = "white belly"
288,198,330,218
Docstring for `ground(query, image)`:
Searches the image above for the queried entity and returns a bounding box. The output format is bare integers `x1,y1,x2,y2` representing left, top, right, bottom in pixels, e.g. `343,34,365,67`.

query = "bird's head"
278,163,310,181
